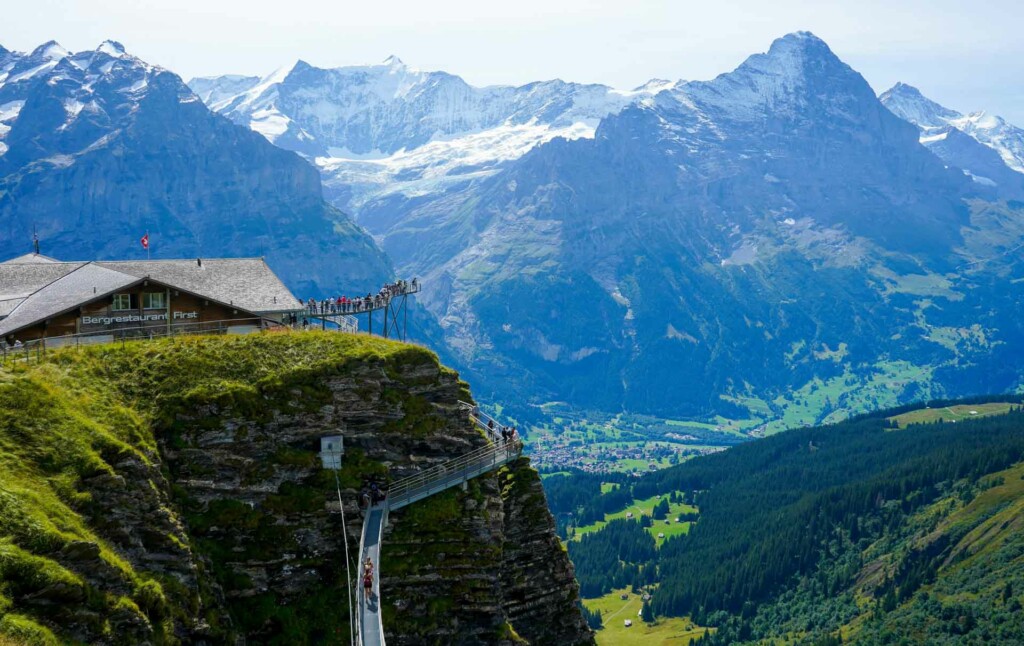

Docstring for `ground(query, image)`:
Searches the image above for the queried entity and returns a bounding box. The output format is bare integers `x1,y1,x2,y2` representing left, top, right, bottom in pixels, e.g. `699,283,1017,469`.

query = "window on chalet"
112,294,134,311
143,292,167,310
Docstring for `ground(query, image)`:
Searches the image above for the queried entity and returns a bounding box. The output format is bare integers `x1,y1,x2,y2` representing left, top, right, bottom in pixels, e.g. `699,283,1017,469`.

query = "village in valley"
522,410,735,475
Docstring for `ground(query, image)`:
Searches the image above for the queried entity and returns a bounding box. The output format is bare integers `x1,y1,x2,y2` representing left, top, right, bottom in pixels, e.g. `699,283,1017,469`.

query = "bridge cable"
334,468,356,646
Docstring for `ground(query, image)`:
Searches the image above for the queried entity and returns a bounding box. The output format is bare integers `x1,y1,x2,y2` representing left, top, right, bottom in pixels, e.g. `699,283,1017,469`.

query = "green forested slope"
554,397,1024,645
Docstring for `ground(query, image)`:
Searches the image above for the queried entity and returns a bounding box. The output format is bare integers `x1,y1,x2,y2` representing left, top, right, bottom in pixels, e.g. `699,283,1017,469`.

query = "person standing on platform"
363,557,374,598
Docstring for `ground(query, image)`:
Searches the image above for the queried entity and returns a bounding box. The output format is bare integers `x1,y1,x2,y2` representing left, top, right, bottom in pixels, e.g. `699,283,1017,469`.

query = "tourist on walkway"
363,558,374,597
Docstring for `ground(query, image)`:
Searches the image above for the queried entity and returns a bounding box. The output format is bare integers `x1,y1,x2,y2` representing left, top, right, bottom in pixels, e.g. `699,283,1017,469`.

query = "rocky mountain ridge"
344,32,1024,424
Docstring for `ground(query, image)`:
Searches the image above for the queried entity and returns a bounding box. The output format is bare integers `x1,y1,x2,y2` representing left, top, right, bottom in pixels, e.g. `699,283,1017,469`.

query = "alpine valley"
190,32,1024,446
2,23,1024,646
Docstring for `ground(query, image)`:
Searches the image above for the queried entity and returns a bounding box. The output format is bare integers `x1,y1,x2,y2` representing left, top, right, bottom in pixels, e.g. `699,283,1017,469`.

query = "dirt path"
603,596,638,622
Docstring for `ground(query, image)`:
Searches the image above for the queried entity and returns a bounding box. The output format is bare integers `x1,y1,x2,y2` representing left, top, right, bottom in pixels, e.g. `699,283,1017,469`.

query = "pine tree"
653,497,670,520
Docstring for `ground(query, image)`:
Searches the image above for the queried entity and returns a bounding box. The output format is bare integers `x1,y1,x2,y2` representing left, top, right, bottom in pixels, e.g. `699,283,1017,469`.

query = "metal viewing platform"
354,403,522,646
302,279,420,341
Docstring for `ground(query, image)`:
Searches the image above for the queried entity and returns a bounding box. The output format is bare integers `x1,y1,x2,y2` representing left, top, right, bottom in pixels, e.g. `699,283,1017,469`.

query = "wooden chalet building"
0,253,305,346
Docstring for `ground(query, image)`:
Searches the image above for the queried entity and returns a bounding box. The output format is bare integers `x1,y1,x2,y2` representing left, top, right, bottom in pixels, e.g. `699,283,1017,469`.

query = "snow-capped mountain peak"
665,30,873,124
30,40,70,61
96,40,128,58
739,30,843,86
878,82,959,128
382,54,405,68
0,40,173,160
881,83,1024,175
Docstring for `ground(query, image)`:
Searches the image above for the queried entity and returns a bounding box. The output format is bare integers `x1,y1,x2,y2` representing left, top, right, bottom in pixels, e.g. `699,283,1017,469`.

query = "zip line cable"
334,468,355,646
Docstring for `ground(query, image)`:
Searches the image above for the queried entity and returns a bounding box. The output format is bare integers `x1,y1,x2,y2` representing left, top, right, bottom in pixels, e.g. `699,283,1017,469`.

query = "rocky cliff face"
0,333,591,645
381,460,590,646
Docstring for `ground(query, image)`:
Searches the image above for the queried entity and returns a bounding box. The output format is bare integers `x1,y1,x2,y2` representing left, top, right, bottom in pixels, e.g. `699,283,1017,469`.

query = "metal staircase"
355,402,522,646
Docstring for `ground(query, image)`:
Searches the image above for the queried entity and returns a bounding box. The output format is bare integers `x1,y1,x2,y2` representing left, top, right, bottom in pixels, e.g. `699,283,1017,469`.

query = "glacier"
190,57,668,213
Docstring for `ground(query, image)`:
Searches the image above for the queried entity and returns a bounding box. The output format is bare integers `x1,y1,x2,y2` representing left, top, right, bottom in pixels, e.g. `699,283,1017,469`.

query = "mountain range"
4,33,1024,432
0,40,391,296
193,32,1024,429
188,56,670,215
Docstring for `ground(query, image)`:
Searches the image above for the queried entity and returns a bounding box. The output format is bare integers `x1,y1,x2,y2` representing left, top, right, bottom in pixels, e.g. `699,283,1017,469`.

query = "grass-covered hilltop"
0,332,592,645
546,396,1024,645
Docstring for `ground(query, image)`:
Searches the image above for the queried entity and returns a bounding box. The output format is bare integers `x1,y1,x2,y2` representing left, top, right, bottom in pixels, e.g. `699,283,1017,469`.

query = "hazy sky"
4,0,1023,124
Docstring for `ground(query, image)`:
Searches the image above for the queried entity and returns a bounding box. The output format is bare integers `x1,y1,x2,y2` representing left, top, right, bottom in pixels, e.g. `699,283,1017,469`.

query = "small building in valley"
0,253,304,346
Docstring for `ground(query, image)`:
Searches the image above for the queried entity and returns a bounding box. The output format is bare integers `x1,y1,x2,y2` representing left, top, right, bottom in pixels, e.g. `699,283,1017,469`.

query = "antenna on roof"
32,225,40,255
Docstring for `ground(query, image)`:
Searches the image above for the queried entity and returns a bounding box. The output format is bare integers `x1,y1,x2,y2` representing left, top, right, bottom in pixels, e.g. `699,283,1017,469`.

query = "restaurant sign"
81,311,199,325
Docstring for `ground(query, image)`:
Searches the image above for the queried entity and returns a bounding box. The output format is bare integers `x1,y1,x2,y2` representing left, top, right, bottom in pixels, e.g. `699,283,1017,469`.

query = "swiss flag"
140,233,149,250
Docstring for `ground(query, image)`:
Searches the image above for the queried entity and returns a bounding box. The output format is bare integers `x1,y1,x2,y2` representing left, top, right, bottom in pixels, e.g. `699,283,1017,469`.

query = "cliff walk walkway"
302,279,420,341
355,402,523,646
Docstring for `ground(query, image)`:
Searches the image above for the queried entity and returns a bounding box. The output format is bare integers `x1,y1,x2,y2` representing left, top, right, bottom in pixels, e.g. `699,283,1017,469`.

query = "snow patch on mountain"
950,112,1024,173
319,118,597,207
0,99,25,154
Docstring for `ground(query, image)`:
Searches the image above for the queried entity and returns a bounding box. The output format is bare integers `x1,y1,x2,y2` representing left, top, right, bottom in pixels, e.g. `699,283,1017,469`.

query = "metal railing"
0,317,284,367
458,401,510,444
385,401,521,510
386,440,522,510
304,280,420,317
352,402,522,645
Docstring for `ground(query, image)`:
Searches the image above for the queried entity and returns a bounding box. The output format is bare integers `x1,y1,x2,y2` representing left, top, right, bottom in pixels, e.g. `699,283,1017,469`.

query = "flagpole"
147,230,150,260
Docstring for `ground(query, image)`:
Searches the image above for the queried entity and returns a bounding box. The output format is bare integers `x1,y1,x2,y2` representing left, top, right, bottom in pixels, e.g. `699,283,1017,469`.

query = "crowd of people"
487,418,520,446
306,278,418,316
359,479,387,509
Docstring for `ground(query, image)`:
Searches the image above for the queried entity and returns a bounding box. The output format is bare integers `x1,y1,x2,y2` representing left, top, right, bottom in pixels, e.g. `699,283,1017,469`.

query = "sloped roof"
0,264,141,337
94,258,303,314
0,256,303,338
0,262,84,302
0,298,26,319
1,253,61,265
